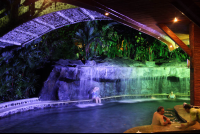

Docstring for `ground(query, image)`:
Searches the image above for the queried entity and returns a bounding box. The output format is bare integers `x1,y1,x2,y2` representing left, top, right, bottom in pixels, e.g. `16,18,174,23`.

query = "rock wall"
39,59,190,101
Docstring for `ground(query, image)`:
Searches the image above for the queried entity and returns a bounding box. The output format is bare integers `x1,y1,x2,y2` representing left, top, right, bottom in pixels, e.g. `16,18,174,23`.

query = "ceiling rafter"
171,0,200,28
157,23,192,57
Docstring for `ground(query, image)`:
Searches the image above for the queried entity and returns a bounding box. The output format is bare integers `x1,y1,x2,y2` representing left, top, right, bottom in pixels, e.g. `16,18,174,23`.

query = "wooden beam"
189,23,200,106
54,0,174,47
171,0,200,28
157,23,192,57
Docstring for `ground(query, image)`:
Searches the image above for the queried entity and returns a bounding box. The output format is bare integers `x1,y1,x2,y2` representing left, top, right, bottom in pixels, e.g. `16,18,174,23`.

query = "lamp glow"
174,17,178,22
105,12,109,16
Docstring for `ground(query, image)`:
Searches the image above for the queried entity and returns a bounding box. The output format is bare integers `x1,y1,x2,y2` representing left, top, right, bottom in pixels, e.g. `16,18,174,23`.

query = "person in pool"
91,87,101,104
180,104,200,129
168,91,176,99
151,106,171,126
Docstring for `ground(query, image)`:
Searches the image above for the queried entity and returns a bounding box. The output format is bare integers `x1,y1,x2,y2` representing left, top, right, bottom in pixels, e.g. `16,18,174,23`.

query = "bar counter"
124,105,200,133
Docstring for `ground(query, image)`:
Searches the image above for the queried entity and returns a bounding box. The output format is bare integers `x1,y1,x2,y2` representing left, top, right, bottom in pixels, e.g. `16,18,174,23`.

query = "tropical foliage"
0,20,190,102
0,44,43,101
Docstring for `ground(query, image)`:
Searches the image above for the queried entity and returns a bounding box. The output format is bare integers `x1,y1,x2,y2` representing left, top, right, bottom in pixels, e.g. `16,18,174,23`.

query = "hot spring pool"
0,98,190,133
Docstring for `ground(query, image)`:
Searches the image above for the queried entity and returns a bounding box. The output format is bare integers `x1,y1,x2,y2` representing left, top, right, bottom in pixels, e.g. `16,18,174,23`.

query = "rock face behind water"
39,58,190,101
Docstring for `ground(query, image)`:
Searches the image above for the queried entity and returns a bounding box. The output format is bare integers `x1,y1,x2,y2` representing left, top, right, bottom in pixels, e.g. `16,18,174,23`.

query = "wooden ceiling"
57,0,200,50
94,0,192,45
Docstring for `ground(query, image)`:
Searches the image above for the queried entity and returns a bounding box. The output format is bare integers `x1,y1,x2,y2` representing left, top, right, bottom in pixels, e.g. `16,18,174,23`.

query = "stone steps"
164,113,173,116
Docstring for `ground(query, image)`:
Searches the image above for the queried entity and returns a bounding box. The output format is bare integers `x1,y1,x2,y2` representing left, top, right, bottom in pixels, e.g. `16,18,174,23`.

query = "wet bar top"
124,123,200,133
124,105,200,133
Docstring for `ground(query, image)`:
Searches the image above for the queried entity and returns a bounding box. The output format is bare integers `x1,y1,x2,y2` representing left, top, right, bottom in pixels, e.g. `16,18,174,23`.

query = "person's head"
93,87,99,91
157,106,165,115
171,91,173,94
183,104,192,113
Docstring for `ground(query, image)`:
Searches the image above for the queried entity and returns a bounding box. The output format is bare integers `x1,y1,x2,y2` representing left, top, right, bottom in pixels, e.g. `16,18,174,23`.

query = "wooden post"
157,23,192,57
189,23,200,106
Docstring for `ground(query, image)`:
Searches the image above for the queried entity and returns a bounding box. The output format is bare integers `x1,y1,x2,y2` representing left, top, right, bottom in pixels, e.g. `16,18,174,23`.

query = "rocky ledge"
39,57,190,101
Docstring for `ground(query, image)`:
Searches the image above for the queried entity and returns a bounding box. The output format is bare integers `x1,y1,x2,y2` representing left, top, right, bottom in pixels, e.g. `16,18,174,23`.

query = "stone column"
189,23,200,106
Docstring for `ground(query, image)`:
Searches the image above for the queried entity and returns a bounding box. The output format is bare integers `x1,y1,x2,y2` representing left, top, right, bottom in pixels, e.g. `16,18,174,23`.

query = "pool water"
0,98,190,133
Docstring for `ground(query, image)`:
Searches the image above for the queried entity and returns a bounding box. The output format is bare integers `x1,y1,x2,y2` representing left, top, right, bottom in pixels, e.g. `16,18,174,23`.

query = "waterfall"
39,59,190,101
105,68,107,77
136,77,141,95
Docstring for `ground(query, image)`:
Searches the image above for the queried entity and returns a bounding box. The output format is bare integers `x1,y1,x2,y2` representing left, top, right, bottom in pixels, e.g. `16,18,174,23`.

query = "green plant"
148,47,154,61
74,20,119,59
74,21,101,60
170,46,190,62
0,39,49,101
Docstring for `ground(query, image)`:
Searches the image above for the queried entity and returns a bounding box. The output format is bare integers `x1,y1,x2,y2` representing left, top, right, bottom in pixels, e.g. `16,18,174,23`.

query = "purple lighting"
0,8,111,48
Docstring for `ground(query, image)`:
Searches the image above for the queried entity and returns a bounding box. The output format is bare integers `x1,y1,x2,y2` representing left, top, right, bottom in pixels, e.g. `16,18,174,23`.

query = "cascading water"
39,59,190,101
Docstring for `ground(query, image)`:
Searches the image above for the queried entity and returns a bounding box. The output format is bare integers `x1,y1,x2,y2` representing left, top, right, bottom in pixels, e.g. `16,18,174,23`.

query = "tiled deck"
124,105,200,133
